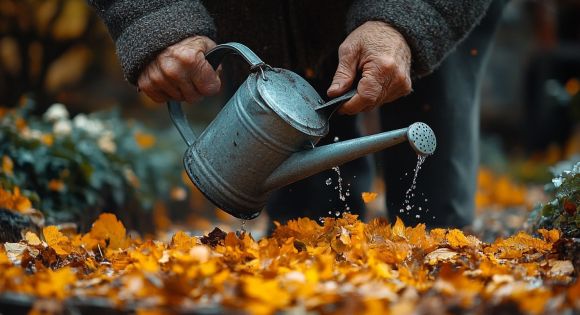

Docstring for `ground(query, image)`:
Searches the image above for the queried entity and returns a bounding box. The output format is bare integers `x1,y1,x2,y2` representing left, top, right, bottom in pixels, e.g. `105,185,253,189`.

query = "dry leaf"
43,226,71,255
361,192,378,203
90,213,127,249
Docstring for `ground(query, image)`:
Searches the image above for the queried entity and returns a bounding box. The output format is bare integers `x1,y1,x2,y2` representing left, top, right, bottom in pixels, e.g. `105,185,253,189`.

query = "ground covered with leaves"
0,209,578,315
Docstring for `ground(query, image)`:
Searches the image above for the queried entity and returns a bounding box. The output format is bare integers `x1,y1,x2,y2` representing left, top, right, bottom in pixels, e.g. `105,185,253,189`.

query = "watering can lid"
257,68,329,137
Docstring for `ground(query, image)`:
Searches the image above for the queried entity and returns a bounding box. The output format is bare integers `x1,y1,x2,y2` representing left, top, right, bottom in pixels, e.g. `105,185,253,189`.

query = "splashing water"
332,166,346,202
326,166,351,217
401,155,428,216
240,220,246,233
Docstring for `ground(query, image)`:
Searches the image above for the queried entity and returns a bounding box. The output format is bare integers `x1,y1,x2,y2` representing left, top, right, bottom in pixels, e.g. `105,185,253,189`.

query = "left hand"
327,21,412,114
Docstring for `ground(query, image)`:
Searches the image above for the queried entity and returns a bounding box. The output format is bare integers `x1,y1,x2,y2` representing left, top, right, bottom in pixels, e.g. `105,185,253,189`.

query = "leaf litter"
0,212,577,315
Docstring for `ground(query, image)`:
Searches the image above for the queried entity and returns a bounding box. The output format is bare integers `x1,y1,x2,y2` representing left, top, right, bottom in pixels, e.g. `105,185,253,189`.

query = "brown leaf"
200,227,227,247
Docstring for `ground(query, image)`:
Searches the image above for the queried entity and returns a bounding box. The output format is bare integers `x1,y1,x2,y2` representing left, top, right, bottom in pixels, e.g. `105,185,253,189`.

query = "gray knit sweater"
89,0,493,84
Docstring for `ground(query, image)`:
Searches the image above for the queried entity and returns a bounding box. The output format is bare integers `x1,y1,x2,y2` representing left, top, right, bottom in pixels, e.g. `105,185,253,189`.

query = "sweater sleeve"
88,0,216,84
346,0,493,77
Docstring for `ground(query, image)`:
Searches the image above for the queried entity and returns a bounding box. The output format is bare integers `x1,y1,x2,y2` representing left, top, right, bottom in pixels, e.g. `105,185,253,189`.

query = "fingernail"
328,82,340,92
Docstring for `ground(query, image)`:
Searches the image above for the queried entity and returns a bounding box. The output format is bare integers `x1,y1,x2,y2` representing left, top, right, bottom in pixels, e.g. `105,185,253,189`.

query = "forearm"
346,0,493,77
88,0,216,84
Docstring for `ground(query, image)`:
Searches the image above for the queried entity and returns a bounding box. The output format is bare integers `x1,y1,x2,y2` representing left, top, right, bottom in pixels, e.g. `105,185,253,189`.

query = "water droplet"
406,205,411,210
425,198,428,202
240,220,247,233
418,207,422,211
333,136,340,142
328,211,332,215
325,178,333,185
319,217,325,223
415,214,420,219
399,209,404,213
335,211,341,217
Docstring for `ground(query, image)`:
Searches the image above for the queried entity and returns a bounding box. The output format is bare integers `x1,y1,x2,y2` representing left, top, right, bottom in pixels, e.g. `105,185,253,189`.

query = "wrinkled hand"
327,21,412,114
137,36,221,103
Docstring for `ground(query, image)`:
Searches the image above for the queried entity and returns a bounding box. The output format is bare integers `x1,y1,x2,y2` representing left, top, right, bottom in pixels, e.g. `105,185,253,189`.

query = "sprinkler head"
407,122,436,156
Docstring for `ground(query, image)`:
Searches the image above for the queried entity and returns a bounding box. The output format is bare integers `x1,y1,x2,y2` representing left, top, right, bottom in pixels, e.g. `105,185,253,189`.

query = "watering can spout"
264,122,436,192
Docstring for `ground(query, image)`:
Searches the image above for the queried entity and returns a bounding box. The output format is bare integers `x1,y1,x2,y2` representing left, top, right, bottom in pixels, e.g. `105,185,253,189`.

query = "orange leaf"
537,229,560,243
391,217,406,241
90,213,127,249
134,131,156,149
361,192,378,203
25,232,42,246
171,231,197,251
43,226,71,255
446,229,471,249
2,155,13,176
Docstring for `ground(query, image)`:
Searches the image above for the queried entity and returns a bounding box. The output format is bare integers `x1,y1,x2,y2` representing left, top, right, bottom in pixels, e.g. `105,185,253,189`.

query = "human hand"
327,21,412,114
137,36,221,103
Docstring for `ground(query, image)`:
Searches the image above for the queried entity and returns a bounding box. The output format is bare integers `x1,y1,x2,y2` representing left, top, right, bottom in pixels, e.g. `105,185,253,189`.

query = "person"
89,0,508,229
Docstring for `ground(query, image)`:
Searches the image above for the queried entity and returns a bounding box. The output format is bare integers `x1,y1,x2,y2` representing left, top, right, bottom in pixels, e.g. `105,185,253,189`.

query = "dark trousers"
266,1,507,228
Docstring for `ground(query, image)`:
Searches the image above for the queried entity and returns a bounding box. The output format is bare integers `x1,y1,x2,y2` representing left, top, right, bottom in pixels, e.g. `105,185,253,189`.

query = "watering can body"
168,43,436,219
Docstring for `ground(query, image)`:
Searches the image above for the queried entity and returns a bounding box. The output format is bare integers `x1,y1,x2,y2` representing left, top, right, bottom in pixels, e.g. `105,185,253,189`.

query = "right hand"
137,36,221,103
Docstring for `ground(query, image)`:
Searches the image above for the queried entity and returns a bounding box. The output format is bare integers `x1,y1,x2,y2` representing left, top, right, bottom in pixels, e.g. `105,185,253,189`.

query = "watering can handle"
167,43,266,146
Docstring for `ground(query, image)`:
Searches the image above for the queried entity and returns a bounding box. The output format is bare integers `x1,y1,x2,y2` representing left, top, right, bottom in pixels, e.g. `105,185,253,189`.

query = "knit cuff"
346,0,465,77
113,1,216,84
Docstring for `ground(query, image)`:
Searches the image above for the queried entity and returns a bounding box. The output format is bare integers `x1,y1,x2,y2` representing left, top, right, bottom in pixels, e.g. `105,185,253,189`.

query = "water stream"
240,220,246,233
400,155,429,219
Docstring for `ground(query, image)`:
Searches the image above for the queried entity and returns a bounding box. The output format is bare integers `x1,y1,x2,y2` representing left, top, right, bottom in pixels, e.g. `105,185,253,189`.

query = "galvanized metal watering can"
168,42,436,219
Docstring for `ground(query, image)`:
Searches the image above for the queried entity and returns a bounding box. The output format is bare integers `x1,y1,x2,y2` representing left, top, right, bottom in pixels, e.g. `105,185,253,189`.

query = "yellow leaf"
243,276,291,308
170,231,197,251
25,232,42,246
391,217,406,241
90,213,128,249
537,229,560,243
43,226,71,255
446,229,471,249
361,192,378,203
36,267,76,300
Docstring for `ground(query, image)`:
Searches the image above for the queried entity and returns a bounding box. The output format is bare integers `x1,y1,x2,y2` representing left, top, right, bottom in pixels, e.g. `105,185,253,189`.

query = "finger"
339,76,383,114
166,37,220,98
151,60,183,100
191,51,221,96
382,73,412,103
328,43,358,97
138,67,173,103
156,56,201,103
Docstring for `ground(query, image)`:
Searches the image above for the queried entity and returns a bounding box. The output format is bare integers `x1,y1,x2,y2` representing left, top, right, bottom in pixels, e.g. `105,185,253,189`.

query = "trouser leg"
380,1,505,228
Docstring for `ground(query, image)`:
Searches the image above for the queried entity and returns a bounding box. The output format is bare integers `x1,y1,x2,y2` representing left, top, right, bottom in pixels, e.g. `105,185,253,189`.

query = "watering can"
168,43,436,219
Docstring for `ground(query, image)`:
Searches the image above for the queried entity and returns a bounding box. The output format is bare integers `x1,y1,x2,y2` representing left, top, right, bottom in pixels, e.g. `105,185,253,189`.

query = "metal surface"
264,127,408,191
167,42,438,219
407,122,437,155
314,89,357,116
258,68,328,136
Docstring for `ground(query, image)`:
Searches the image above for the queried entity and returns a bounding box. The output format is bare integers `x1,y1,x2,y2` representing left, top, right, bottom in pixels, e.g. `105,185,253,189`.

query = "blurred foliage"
0,0,99,106
529,161,579,238
0,98,186,231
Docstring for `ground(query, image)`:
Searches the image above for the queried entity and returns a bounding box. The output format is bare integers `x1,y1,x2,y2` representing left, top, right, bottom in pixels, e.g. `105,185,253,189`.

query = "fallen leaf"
361,192,378,203
90,213,128,249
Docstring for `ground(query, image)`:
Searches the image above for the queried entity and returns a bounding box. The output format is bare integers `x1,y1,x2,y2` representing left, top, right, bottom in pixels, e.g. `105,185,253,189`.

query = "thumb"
328,45,358,97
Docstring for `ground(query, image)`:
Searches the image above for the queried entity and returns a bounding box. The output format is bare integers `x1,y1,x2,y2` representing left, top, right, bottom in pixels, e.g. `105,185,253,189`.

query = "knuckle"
338,43,355,57
161,62,181,80
148,70,164,85
375,56,396,72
